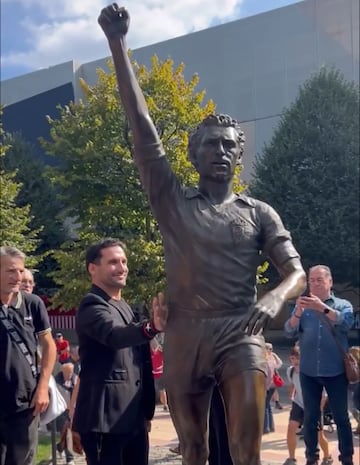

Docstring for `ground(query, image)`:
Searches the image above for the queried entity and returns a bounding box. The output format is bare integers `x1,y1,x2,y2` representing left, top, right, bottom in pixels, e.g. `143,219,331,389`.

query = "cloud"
2,0,244,73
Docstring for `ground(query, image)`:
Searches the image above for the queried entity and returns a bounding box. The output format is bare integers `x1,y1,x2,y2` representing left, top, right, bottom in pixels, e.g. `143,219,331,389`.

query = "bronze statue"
98,5,307,465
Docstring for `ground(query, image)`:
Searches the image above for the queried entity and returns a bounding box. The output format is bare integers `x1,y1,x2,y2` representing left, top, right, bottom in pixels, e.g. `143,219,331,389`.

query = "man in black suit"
73,238,167,465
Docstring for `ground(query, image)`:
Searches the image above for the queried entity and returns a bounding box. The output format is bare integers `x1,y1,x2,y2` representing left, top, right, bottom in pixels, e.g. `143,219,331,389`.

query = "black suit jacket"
73,285,155,434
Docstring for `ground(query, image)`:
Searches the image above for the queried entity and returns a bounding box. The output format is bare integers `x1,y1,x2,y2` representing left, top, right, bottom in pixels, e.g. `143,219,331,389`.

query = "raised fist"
98,3,130,40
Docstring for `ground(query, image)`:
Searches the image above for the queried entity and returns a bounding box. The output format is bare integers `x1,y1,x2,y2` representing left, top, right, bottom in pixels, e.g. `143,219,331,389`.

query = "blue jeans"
300,372,353,464
264,388,275,433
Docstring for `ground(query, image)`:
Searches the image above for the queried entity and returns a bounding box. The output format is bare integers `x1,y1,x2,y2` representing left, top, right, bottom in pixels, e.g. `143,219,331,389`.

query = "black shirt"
0,292,51,415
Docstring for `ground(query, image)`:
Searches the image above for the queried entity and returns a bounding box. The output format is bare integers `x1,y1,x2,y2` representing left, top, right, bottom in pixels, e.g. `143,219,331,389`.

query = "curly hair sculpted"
188,114,246,165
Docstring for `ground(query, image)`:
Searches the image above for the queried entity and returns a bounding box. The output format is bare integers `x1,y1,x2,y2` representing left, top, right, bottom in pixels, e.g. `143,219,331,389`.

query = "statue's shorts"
163,309,267,393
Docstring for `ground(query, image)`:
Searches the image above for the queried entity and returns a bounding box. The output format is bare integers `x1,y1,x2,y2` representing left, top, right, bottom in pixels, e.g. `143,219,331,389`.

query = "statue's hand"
98,3,130,41
239,291,284,336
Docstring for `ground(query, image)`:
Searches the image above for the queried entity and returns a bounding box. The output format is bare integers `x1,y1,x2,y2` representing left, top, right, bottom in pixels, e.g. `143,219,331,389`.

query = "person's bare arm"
320,392,328,411
98,4,159,147
272,352,283,369
69,376,80,423
31,331,56,416
288,383,295,399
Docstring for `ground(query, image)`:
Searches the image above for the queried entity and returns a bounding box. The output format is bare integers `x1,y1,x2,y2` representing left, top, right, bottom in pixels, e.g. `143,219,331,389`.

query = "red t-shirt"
56,339,70,362
151,349,163,379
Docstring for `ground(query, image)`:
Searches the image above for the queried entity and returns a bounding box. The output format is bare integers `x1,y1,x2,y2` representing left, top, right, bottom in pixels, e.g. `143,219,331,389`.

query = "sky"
1,0,300,81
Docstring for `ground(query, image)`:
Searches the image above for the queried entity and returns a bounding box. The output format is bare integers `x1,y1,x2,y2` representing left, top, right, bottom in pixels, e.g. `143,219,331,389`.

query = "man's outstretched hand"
98,3,130,41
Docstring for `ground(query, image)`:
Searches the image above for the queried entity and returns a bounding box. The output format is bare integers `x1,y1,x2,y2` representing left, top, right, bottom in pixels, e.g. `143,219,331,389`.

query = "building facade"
1,0,358,181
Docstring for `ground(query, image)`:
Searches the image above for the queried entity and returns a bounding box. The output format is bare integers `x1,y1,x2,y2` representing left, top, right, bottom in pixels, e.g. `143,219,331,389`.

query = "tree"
3,133,68,293
0,108,39,258
43,56,242,308
250,67,359,287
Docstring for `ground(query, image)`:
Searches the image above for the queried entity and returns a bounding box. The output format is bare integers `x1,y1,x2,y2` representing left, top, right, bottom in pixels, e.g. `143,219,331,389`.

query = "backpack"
289,366,295,381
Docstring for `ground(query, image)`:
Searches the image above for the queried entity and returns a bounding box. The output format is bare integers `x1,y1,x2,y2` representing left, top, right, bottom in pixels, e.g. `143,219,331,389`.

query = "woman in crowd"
264,342,283,434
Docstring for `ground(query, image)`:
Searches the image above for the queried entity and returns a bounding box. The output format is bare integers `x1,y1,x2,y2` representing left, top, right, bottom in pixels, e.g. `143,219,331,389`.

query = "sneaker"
283,459,297,465
56,442,64,455
275,401,283,410
321,458,334,465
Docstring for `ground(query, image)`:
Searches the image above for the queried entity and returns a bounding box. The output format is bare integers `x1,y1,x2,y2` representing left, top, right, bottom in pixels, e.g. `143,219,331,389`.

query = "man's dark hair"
85,238,127,272
188,114,246,164
290,347,300,357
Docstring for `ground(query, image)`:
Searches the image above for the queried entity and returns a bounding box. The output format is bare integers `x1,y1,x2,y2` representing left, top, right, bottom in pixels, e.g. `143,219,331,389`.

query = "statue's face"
194,125,241,182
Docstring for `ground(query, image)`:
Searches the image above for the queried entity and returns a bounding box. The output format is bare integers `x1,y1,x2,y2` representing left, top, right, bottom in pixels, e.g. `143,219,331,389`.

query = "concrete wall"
2,82,74,163
78,0,359,181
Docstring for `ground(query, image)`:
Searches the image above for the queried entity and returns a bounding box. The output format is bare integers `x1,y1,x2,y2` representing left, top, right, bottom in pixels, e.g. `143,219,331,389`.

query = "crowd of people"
1,244,358,465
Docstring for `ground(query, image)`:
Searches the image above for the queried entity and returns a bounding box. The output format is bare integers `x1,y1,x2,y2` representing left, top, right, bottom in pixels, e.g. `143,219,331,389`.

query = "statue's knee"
181,441,208,465
229,439,261,465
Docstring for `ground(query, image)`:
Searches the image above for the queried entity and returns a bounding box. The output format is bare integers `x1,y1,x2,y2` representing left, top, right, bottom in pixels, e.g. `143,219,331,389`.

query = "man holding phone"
285,265,354,465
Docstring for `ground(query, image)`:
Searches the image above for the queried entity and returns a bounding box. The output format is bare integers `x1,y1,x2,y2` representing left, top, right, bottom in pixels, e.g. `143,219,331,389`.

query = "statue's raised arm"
98,4,159,147
98,7,307,465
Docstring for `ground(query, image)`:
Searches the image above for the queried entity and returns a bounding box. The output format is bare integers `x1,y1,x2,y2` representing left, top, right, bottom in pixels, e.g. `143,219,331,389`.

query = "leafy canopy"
250,67,359,287
43,56,237,308
0,108,40,259
2,133,68,292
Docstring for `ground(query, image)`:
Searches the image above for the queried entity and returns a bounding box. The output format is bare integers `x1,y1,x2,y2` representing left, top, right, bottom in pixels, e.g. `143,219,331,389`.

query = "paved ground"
51,406,360,465
47,346,360,465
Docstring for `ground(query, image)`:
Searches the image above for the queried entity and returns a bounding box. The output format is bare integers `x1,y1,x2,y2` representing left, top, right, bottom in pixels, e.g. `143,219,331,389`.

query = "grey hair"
61,362,74,370
23,268,35,279
309,265,332,278
0,246,26,261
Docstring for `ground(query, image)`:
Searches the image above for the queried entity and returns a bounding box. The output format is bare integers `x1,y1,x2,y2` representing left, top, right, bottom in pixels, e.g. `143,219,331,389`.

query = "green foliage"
3,133,69,292
0,109,39,259
250,67,359,286
256,261,269,285
42,56,223,308
36,434,52,464
3,134,66,249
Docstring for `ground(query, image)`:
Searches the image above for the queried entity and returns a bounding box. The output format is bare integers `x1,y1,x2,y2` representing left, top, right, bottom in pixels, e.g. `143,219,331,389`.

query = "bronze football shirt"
135,142,299,315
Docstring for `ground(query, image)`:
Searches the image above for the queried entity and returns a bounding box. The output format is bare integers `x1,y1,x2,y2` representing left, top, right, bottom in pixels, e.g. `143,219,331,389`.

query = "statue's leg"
219,370,265,465
167,387,213,465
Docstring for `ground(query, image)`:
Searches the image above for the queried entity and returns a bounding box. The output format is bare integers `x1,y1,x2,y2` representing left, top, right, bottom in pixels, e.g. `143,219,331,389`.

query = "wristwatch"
323,306,330,314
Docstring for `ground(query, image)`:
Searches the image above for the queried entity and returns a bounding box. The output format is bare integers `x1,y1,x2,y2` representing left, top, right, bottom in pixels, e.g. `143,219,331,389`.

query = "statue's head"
188,114,245,183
